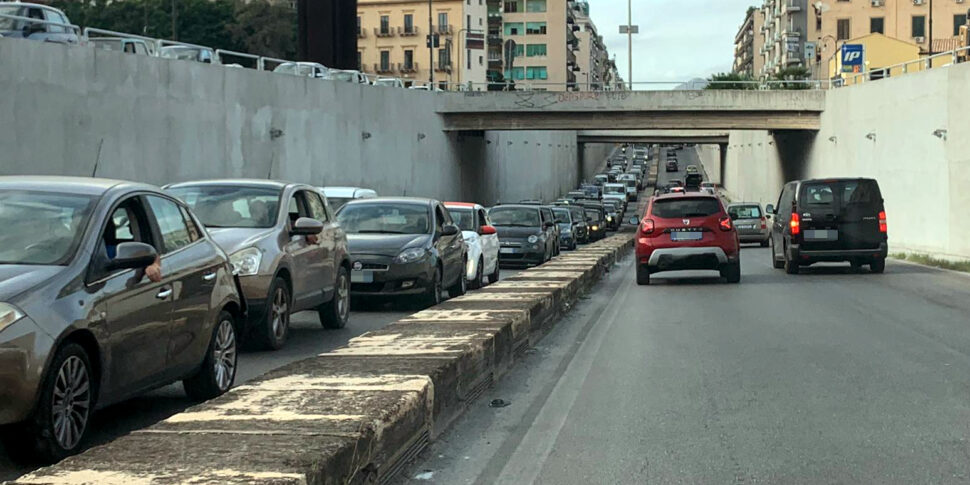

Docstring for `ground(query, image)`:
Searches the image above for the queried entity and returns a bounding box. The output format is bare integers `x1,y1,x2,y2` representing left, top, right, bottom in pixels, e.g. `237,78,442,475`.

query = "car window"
729,205,762,219
585,209,600,222
552,208,571,223
96,197,156,271
801,183,835,206
0,190,96,266
168,185,281,229
45,9,67,33
447,208,476,232
489,207,540,227
146,196,194,254
842,180,880,205
304,191,329,222
651,198,721,219
179,206,202,242
336,203,430,234
478,209,489,227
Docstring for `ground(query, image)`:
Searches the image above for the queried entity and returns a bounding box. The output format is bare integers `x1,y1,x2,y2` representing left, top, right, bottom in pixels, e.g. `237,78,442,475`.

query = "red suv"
633,193,741,285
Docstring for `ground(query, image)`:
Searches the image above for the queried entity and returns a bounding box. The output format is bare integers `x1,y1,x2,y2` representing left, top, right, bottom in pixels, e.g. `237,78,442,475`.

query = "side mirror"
291,217,324,236
543,221,555,229
106,242,157,272
442,224,460,236
478,225,497,235
765,204,775,214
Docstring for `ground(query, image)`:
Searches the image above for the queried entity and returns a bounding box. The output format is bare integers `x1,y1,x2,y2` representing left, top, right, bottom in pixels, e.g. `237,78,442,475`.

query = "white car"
328,69,369,84
273,62,329,79
321,186,378,211
408,83,444,92
445,203,500,289
373,77,405,88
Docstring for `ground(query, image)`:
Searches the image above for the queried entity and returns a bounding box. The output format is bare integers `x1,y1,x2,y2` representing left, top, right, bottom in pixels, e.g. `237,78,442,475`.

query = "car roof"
444,202,480,209
345,196,433,206
322,186,375,196
653,192,718,201
799,177,877,184
490,204,540,210
727,202,762,207
165,179,293,190
0,176,153,196
1,3,64,12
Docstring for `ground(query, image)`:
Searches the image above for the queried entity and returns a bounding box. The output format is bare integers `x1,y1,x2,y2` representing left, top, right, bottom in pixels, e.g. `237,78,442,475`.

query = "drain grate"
377,428,431,485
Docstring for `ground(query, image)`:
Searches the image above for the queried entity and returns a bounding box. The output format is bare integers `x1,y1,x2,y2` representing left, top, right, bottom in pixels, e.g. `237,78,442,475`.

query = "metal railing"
837,45,969,87
0,12,81,38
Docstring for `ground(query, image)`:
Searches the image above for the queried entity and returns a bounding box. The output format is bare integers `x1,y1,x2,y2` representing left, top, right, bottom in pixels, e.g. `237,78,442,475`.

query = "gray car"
0,3,78,44
166,180,352,350
727,203,770,246
0,176,243,462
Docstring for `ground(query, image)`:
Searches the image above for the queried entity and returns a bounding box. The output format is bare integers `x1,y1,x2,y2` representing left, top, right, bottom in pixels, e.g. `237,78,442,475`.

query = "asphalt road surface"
399,247,970,484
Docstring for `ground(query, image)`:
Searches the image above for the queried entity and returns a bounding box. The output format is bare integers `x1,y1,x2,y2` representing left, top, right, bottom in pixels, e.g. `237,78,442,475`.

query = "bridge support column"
719,142,728,187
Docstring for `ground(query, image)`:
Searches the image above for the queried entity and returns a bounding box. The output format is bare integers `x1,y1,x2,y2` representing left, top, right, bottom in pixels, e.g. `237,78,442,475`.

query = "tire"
257,277,290,350
421,266,443,307
2,343,96,463
636,265,651,286
489,259,501,284
184,311,237,401
319,266,350,329
469,257,485,290
869,259,886,274
784,246,799,275
721,263,742,283
448,258,468,297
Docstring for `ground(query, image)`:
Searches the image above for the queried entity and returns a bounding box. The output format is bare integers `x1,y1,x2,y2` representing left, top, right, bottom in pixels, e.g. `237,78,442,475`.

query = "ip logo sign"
841,44,864,73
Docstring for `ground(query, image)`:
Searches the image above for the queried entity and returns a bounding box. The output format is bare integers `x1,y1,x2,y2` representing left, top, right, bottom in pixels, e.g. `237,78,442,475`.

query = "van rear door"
798,179,884,251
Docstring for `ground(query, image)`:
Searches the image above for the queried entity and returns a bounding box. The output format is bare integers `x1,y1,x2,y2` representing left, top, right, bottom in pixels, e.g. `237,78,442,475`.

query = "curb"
10,233,635,485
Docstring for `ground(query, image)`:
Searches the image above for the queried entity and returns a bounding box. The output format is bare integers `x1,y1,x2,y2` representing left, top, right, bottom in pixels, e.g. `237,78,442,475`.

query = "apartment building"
495,0,578,90
734,7,765,76
760,0,969,79
572,1,612,90
357,0,487,89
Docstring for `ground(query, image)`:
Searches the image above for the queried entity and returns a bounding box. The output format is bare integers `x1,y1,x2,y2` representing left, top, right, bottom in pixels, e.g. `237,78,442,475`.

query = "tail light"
878,211,887,233
640,219,655,234
790,213,800,235
760,216,767,230
719,217,733,231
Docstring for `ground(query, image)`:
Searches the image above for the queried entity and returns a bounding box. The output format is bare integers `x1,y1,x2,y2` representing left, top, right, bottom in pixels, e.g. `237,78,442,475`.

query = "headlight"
591,225,599,231
394,247,427,264
527,235,539,244
0,303,26,333
230,247,262,276
607,216,614,222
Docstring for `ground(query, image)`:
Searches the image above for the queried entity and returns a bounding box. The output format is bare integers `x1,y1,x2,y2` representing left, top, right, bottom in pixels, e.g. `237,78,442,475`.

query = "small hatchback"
727,203,770,246
633,193,741,285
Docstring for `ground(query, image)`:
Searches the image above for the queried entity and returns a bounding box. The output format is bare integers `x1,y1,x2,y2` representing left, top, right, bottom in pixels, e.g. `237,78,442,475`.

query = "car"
0,176,243,461
666,160,679,172
685,173,703,191
601,199,623,231
700,182,717,195
165,180,352,350
489,204,558,267
727,203,770,247
686,165,699,175
580,183,602,200
337,197,466,306
632,192,741,286
445,202,500,289
552,206,579,250
328,69,370,84
89,37,153,55
159,45,214,63
565,190,587,201
603,183,627,207
593,174,610,186
321,186,379,211
617,176,639,201
273,62,329,79
0,3,78,44
767,178,887,274
540,206,562,255
576,201,608,241
565,204,590,243
373,77,406,88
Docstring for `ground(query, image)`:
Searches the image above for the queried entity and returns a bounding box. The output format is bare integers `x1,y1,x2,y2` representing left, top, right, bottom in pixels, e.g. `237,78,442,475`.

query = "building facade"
572,1,613,90
733,7,765,77
357,0,487,89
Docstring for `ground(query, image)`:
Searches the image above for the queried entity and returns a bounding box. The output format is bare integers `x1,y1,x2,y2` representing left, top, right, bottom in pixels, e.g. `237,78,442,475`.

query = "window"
147,196,193,254
179,206,202,242
438,12,448,31
912,15,926,38
504,22,523,36
526,0,546,12
438,46,451,68
380,50,390,70
526,22,547,35
404,14,414,33
404,49,414,69
836,19,850,40
380,15,389,34
513,43,524,57
956,14,968,36
357,51,362,70
356,16,361,35
870,17,884,34
304,192,329,222
166,185,281,229
45,9,67,33
525,66,547,80
506,67,525,80
526,43,547,57
503,0,521,13
651,198,721,219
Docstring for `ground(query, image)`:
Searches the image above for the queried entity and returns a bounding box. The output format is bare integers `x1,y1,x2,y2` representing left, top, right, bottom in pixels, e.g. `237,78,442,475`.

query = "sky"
589,0,757,87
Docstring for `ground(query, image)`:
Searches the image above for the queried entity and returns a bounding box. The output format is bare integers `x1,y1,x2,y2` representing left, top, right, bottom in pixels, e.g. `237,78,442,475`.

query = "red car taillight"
640,219,655,234
719,217,733,231
760,216,767,230
878,211,887,233
790,213,800,235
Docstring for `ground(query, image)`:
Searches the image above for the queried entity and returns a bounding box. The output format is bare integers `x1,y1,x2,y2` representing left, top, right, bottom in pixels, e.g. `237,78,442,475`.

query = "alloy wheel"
51,356,91,451
271,287,289,340
213,319,237,391
336,272,350,322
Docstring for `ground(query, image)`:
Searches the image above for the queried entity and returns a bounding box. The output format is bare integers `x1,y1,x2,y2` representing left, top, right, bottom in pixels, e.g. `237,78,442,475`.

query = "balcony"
488,33,503,46
374,27,395,38
432,24,454,35
398,62,419,73
488,56,502,68
374,63,395,74
357,28,366,39
783,1,802,13
398,26,419,37
434,62,453,73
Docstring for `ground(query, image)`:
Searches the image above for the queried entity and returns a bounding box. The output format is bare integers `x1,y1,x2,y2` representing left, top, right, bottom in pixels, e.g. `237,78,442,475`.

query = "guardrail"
0,12,81,38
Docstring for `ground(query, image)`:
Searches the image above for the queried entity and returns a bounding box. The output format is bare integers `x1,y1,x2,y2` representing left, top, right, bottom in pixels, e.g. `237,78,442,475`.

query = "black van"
766,178,887,274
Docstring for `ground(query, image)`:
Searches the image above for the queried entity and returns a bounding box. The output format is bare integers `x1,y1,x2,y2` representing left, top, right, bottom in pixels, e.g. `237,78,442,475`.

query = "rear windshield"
800,180,880,207
585,209,601,222
489,207,540,227
728,205,762,219
651,198,721,219
552,208,571,223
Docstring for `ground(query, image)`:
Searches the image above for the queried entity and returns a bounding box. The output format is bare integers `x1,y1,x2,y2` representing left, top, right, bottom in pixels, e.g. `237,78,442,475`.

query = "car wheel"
4,342,96,463
184,311,237,400
449,259,468,297
469,257,485,290
319,266,350,329
489,260,501,283
869,258,886,274
636,265,651,286
257,277,290,350
721,262,742,283
421,266,443,307
784,245,799,275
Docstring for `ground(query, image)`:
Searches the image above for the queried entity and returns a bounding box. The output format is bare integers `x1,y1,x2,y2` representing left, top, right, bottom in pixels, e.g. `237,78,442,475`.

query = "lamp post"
428,0,434,86
618,0,638,90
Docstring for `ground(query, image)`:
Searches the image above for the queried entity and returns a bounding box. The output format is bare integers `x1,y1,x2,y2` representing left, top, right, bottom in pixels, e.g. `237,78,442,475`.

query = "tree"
770,66,812,90
705,72,756,90
228,1,297,60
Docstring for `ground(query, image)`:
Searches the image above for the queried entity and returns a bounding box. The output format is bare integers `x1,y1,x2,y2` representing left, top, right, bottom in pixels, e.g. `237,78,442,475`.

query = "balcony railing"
432,24,454,35
398,26,419,36
374,27,395,38
434,62,453,73
398,62,419,73
374,63,395,74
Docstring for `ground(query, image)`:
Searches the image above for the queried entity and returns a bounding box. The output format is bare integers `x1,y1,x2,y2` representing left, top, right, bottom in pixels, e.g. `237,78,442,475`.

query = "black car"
565,204,590,243
767,178,888,274
336,198,467,307
666,160,679,172
489,205,558,267
577,201,608,241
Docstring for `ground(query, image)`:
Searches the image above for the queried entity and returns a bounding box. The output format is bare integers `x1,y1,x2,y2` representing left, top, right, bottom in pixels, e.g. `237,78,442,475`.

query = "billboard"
841,44,864,73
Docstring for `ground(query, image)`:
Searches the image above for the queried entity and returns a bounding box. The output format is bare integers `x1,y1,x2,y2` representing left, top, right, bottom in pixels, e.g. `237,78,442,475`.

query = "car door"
43,8,75,44
304,190,336,299
285,190,327,310
772,183,796,249
435,203,462,286
89,195,173,401
540,208,556,253
144,195,223,376
479,207,499,274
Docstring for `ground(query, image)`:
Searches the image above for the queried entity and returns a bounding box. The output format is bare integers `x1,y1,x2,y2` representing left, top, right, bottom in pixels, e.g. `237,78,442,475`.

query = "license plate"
804,229,838,241
500,248,516,254
739,224,756,230
670,231,703,241
351,270,374,283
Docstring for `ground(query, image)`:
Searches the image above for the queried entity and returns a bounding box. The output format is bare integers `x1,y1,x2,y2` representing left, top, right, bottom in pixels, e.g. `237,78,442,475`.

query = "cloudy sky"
589,0,756,87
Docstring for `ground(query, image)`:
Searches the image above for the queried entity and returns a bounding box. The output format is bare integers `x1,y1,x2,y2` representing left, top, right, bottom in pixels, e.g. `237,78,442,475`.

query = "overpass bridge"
577,130,730,145
437,90,825,132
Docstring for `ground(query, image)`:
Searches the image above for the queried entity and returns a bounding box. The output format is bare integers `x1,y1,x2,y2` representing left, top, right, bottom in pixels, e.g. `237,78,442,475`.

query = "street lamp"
428,0,434,86
617,0,638,90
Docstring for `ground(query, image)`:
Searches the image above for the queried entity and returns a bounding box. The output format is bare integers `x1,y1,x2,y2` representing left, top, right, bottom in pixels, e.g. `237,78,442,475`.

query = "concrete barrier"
10,233,635,485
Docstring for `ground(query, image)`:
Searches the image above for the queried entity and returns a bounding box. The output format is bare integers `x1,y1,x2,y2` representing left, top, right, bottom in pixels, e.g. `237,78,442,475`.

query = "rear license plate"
804,229,838,241
500,248,516,254
738,224,756,230
351,270,374,283
670,231,703,241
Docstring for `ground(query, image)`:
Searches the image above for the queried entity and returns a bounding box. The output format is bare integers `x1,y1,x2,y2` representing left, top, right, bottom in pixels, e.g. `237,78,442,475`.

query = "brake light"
760,216,767,230
640,219,655,234
878,211,887,233
790,213,800,235
719,217,733,231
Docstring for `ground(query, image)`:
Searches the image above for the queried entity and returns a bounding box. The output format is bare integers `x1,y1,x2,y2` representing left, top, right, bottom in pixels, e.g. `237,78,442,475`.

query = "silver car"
727,203,770,247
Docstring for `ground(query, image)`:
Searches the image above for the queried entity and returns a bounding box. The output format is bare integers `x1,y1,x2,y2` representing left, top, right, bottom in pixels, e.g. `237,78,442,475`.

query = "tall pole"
627,0,632,90
928,0,934,56
171,0,177,41
429,0,435,86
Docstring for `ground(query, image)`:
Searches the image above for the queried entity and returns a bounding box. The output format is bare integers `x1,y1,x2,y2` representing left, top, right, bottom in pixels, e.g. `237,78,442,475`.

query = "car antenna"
91,138,104,177
266,154,274,180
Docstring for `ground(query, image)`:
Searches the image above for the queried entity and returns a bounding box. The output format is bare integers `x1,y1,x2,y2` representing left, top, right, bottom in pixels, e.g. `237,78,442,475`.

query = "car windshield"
91,39,123,51
447,208,476,232
337,203,430,234
604,185,625,194
273,63,301,75
0,6,21,29
0,190,97,265
489,207,540,227
624,180,636,188
331,71,358,81
585,209,601,222
167,185,281,228
729,205,762,219
652,198,721,219
552,208,571,223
